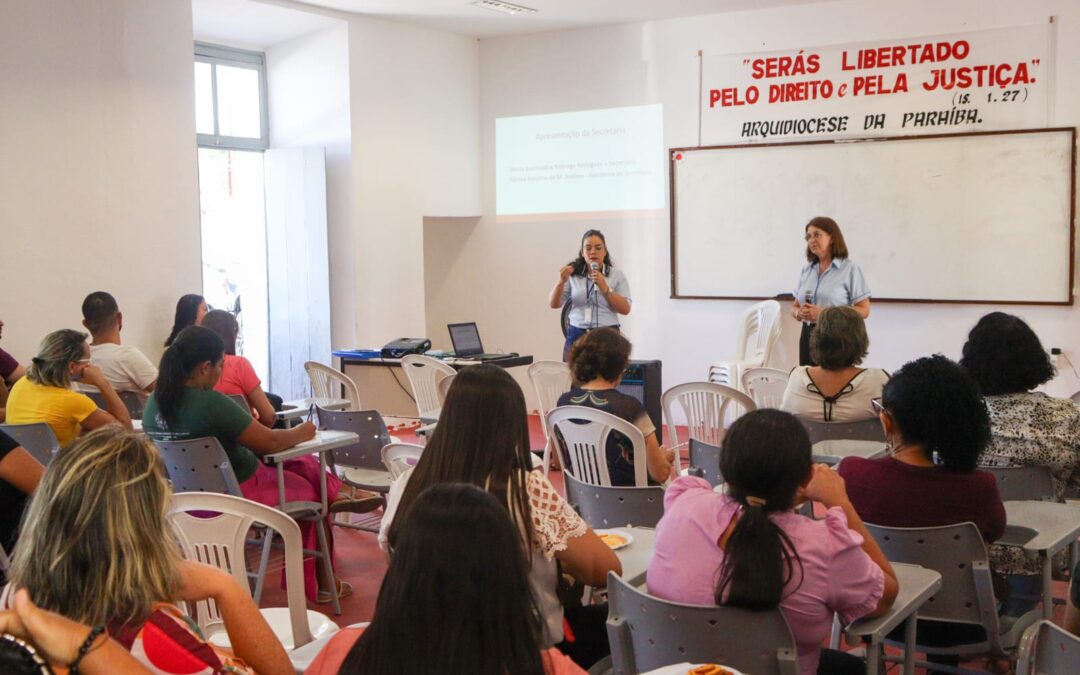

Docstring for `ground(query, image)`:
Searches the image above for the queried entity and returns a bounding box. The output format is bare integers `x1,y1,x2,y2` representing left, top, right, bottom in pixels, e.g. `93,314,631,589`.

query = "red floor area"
258,415,1071,674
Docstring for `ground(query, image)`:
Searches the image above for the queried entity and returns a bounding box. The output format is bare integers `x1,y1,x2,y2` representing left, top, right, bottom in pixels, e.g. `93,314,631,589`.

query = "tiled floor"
258,415,1072,673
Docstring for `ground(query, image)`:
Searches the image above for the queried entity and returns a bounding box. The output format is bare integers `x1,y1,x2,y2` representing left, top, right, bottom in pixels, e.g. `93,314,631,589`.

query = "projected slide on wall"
496,104,665,220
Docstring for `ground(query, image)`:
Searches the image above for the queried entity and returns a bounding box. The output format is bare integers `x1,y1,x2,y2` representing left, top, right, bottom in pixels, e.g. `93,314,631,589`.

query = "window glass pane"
194,62,215,135
216,65,262,139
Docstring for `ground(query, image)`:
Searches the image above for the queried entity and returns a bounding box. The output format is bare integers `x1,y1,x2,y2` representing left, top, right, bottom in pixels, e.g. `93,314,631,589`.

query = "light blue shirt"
794,258,870,317
561,266,631,329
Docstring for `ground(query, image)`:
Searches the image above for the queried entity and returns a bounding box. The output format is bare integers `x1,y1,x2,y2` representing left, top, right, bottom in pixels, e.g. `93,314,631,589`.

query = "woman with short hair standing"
793,217,871,366
549,230,631,361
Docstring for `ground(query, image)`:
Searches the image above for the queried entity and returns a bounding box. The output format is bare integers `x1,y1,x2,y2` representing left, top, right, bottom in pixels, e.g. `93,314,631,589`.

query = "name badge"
583,306,593,324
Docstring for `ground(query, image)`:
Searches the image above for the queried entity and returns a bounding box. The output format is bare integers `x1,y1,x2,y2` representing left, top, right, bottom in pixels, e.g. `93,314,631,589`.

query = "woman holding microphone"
793,217,871,366
549,230,631,362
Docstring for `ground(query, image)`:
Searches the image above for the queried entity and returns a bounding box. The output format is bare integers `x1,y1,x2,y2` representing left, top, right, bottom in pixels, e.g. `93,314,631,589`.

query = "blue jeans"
563,324,619,362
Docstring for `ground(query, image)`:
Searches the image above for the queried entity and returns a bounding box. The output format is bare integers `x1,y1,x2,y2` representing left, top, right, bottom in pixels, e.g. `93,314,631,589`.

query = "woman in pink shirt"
648,409,898,675
201,310,277,426
307,483,585,675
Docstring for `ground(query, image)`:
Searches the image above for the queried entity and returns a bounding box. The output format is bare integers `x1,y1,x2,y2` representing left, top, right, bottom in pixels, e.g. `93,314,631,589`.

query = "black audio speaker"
616,359,662,434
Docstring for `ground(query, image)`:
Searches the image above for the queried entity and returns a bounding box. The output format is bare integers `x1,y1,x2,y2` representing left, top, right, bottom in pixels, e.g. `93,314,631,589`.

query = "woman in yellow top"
5,329,131,445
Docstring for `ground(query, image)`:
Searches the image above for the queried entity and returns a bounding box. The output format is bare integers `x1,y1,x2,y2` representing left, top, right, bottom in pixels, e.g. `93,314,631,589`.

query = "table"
613,526,657,587
276,397,350,421
812,440,888,466
842,563,942,675
998,500,1080,619
262,430,359,510
336,351,534,418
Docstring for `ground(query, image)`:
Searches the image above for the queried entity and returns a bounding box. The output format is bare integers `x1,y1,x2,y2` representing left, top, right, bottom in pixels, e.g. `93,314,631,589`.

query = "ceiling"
287,0,822,39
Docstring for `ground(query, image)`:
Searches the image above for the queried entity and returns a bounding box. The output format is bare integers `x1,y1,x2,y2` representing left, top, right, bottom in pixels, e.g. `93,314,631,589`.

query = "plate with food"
595,528,634,550
688,665,742,675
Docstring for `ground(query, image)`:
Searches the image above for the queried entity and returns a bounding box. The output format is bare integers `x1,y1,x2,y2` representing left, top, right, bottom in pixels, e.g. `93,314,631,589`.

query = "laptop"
447,322,512,361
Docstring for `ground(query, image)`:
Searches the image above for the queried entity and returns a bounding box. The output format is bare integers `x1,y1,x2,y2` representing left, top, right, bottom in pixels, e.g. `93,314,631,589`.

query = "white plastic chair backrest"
528,361,572,421
1071,390,1080,405
866,522,1003,641
606,572,798,675
735,300,782,365
546,406,648,487
400,355,455,421
741,367,790,409
304,361,360,410
1016,620,1080,675
168,492,313,649
381,443,424,480
0,423,60,466
662,383,756,473
436,373,456,406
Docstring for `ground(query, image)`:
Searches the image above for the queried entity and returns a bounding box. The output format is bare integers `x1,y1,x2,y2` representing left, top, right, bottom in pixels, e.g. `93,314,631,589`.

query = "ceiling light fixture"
471,1,537,16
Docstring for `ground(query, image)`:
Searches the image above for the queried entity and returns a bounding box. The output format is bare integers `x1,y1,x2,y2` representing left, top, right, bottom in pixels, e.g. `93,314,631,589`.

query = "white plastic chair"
400,355,455,423
546,406,649,487
708,300,782,388
661,382,756,474
528,360,573,475
167,492,339,666
304,361,360,410
1071,390,1080,405
435,372,456,406
381,442,424,480
741,367,790,409
1016,620,1080,675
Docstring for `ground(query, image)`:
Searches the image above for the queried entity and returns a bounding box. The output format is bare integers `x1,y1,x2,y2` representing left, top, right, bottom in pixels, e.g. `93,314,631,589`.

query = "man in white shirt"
77,291,158,400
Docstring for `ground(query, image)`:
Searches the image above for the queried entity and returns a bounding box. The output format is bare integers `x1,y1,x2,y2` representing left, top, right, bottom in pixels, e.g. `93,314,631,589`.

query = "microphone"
589,261,600,275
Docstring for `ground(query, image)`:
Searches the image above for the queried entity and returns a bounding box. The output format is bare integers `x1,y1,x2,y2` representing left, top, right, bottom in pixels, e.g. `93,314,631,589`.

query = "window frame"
195,42,269,151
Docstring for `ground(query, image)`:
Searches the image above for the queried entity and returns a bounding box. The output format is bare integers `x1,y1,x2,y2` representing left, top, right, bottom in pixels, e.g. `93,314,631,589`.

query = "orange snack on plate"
689,665,733,675
599,533,627,548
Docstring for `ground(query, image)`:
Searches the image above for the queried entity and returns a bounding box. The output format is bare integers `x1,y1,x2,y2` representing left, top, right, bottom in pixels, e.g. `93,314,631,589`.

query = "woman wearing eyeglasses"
549,230,632,362
793,217,871,366
5,329,131,444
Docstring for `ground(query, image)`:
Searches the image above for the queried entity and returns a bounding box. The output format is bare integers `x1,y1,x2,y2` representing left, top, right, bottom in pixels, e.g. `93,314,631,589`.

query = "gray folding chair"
0,423,59,465
87,390,145,420
867,522,1041,673
606,572,798,675
1016,619,1080,675
316,407,392,533
981,465,1056,502
688,438,724,487
800,416,885,444
563,472,664,529
227,394,250,414
151,436,340,615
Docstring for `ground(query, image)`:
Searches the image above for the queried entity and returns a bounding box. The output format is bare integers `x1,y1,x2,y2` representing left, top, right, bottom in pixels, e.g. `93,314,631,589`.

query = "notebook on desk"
447,322,516,361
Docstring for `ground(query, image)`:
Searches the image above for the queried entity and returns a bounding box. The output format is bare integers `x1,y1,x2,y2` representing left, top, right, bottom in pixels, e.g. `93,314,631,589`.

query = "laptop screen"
448,322,484,356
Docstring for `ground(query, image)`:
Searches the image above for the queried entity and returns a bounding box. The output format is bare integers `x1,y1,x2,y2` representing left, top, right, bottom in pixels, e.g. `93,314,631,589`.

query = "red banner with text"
700,25,1051,144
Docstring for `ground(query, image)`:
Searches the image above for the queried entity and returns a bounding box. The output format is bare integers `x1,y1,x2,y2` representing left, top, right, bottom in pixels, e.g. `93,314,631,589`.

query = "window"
194,43,268,150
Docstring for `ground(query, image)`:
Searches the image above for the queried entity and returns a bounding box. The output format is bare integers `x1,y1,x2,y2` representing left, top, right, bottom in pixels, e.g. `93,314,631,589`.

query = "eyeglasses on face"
805,232,826,241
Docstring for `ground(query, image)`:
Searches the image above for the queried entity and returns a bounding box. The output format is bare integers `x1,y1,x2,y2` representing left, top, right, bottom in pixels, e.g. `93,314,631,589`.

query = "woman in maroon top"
838,355,1005,670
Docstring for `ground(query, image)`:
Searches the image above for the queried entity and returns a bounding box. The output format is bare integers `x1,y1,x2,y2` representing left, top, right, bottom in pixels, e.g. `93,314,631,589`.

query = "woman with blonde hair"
5,329,131,444
8,426,291,675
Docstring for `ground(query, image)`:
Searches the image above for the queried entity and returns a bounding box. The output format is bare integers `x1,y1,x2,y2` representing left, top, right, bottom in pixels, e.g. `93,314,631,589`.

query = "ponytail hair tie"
31,356,45,366
745,495,767,508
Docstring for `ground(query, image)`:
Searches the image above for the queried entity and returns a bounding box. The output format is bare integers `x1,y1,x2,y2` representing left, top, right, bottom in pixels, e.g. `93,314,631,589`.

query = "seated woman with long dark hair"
8,426,292,674
163,294,207,347
310,483,586,674
556,327,673,485
648,409,898,675
143,326,379,603
378,365,620,667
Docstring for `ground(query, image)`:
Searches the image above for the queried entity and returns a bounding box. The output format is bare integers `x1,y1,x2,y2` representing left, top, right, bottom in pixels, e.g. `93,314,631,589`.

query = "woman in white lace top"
378,364,621,668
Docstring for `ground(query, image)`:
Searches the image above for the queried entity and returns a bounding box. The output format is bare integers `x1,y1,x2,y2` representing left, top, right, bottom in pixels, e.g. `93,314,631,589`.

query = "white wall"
420,0,1080,398
0,0,201,365
266,21,353,353
346,16,482,346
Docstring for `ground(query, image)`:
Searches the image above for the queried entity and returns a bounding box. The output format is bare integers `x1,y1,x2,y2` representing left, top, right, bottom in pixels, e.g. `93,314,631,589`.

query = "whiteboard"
671,129,1075,304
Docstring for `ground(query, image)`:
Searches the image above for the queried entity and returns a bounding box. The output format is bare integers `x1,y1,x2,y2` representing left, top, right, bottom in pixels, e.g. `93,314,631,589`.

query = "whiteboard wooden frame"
669,128,1076,305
